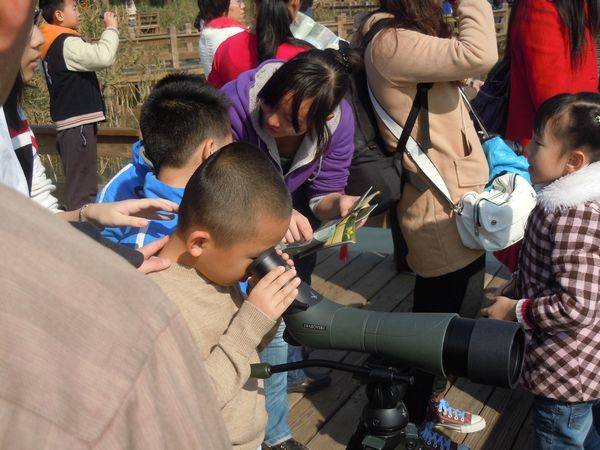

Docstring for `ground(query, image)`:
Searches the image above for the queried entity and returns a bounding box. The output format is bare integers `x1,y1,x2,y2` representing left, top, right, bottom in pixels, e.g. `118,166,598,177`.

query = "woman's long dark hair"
255,0,310,63
258,48,355,157
354,0,451,45
194,0,230,31
512,0,600,67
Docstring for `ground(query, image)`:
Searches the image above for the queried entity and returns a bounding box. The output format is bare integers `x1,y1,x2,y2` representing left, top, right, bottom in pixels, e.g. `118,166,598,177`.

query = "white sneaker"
428,398,486,433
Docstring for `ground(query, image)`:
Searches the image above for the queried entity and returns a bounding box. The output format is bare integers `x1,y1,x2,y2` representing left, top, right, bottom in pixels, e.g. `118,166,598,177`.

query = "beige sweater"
149,264,276,450
364,0,497,276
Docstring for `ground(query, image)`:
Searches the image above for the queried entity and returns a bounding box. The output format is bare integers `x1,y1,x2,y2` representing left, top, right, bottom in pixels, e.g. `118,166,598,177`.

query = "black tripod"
251,358,429,450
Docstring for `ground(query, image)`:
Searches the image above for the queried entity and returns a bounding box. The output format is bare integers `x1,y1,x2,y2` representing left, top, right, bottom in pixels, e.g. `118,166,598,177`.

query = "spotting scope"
249,248,525,388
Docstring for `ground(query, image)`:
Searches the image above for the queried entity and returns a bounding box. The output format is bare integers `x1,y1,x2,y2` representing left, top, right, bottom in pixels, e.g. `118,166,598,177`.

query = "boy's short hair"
140,74,231,172
39,0,64,24
178,142,292,245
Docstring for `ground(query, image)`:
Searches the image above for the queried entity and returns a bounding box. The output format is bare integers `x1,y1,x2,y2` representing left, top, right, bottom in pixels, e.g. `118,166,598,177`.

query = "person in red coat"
207,0,310,88
497,0,599,274
506,0,599,149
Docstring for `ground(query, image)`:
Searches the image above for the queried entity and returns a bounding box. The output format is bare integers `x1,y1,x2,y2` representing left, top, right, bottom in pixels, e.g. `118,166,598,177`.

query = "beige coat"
364,0,497,277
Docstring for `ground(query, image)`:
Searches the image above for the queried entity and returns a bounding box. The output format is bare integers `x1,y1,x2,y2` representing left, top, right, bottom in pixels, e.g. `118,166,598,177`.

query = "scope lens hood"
444,317,525,388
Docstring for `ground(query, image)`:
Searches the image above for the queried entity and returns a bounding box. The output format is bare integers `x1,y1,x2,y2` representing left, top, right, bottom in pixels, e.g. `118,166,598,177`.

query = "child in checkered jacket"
482,92,600,449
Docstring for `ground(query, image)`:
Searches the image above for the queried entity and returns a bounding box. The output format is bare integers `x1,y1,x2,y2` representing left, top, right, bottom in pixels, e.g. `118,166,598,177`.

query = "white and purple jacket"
221,60,355,208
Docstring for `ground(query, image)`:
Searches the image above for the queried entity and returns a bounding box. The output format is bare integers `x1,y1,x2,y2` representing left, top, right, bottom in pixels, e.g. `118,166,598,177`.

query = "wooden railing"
318,0,378,15
119,24,202,83
32,125,137,158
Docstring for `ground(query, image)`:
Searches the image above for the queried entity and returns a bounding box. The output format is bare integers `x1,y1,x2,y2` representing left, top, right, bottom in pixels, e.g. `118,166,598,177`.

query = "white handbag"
367,85,536,252
455,173,536,251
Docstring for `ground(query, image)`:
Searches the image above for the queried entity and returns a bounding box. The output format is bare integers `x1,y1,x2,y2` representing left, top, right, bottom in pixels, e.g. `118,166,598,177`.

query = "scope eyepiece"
248,248,322,311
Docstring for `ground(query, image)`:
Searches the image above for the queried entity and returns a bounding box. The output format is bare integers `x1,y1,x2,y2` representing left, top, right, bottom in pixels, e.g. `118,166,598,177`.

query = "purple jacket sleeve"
221,80,258,145
304,99,355,199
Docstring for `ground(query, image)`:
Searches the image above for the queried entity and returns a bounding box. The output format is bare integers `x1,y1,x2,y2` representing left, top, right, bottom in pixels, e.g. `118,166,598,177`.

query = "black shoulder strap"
397,82,433,154
361,18,395,48
361,19,433,155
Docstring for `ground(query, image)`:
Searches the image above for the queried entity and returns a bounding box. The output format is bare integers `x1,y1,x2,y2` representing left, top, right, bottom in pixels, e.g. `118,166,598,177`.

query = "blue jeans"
287,344,306,386
533,395,600,449
260,321,292,446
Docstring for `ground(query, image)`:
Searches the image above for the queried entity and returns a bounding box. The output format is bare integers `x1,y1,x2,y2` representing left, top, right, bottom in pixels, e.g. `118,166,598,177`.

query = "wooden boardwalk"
288,248,533,449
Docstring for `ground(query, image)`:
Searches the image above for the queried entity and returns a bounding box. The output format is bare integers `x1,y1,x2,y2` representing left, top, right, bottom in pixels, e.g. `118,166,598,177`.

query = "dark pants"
403,254,486,425
56,123,98,210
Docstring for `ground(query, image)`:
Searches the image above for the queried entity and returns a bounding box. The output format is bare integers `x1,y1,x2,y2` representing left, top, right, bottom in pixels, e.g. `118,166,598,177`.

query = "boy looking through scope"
148,142,300,449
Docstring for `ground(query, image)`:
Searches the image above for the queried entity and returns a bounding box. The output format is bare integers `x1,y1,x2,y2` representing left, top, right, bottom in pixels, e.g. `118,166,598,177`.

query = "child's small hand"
247,266,301,321
481,296,518,321
103,11,118,28
275,247,295,268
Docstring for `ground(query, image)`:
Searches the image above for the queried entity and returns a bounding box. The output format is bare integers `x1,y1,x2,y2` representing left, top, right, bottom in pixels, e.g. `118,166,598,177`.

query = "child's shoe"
419,421,471,450
427,398,486,433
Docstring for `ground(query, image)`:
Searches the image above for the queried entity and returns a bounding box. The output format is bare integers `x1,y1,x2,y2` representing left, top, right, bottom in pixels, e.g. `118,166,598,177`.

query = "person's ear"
54,9,64,24
186,229,211,257
288,0,301,17
198,138,216,162
565,149,589,174
326,113,335,121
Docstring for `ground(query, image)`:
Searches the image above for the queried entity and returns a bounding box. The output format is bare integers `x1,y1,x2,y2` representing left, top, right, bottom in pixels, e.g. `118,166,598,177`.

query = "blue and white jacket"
97,141,184,247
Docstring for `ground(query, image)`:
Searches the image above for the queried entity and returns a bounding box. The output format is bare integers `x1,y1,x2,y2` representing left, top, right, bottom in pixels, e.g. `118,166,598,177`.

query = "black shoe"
263,438,309,450
287,373,332,394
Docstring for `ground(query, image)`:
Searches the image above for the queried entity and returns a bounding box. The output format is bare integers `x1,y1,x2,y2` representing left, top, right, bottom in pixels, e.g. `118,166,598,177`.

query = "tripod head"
252,358,426,450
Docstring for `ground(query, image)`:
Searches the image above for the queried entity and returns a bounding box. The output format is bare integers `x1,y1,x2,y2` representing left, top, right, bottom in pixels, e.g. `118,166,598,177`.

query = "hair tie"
337,41,353,74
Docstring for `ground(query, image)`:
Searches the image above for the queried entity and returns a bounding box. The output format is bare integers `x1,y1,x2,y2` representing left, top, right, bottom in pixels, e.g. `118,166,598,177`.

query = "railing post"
337,13,347,40
169,26,180,69
184,23,194,53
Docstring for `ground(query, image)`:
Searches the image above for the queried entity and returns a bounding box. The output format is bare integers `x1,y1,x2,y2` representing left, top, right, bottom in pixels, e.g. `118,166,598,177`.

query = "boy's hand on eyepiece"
103,11,118,28
275,248,295,268
247,266,301,321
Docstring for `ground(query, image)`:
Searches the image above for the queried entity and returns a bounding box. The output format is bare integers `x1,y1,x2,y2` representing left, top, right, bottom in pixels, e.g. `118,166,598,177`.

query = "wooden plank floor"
288,249,533,450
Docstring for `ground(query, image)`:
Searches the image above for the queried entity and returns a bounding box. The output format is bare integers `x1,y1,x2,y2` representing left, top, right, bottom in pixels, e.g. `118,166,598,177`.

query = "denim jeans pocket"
568,402,592,432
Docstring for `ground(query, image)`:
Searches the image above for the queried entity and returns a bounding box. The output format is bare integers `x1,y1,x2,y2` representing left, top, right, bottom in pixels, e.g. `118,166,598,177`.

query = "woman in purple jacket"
222,49,357,246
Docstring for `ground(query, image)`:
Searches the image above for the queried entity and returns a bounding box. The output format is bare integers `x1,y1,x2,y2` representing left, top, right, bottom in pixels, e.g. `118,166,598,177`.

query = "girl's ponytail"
534,92,600,162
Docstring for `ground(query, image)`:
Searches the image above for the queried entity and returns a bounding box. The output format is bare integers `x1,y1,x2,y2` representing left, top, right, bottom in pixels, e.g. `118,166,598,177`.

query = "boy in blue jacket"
98,74,232,247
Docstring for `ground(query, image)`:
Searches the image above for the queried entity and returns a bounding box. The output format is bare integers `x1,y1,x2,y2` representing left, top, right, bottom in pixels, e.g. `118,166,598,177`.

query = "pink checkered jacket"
513,162,600,402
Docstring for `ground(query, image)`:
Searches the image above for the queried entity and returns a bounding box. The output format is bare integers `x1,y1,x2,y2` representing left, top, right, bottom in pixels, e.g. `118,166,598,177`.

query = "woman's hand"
283,209,313,243
65,198,179,228
313,193,360,221
338,194,361,217
137,235,172,274
480,296,518,321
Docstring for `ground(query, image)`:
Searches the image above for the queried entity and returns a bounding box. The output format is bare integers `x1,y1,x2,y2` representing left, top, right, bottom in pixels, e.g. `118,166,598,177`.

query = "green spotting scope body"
249,249,525,389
